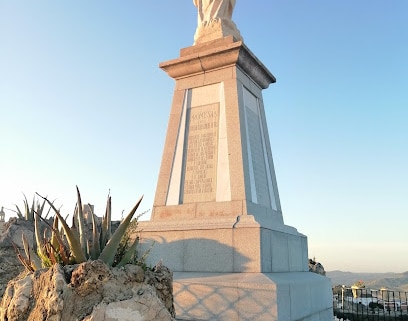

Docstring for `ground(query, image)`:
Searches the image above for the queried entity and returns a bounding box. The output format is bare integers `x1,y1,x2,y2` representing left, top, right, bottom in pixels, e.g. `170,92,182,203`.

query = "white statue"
193,0,242,45
193,0,236,25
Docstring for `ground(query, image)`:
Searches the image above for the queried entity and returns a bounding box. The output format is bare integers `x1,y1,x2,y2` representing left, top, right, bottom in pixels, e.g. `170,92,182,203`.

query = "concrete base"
173,272,333,321
138,218,308,274
137,221,333,320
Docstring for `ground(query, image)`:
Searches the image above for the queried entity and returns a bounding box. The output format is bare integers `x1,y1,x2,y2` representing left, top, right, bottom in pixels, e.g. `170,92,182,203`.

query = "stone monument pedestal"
173,272,333,321
138,36,332,321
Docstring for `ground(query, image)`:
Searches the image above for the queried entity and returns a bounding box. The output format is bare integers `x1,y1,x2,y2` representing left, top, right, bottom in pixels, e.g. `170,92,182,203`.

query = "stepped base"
138,218,308,274
173,272,333,321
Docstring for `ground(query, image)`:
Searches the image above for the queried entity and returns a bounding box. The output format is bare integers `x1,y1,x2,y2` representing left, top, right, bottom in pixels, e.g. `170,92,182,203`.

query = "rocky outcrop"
0,218,35,299
1,216,176,321
0,247,22,300
0,260,175,321
0,215,121,302
309,258,326,276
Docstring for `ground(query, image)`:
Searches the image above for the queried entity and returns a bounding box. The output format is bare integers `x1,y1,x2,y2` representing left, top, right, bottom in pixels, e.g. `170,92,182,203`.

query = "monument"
138,2,333,320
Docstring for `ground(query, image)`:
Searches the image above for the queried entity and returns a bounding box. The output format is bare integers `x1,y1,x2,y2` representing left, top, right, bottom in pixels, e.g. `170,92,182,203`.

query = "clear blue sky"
1,1,407,273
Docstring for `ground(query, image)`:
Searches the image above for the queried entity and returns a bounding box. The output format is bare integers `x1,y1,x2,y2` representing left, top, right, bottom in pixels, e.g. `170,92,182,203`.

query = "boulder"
309,258,326,276
0,218,35,299
0,260,175,321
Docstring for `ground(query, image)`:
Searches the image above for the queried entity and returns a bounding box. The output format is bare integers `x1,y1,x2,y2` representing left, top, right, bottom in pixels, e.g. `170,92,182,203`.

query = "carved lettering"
183,104,219,203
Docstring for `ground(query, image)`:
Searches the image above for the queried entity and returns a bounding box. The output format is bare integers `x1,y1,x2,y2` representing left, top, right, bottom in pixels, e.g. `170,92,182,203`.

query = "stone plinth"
173,272,333,321
139,218,308,274
138,36,332,321
151,36,282,226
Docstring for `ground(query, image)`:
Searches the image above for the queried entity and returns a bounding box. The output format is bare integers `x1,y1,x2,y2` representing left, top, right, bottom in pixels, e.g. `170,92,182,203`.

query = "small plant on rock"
17,186,145,271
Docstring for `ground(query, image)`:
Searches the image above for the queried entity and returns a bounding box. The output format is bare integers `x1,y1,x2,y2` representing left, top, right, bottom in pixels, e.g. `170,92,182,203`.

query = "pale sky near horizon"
1,1,407,274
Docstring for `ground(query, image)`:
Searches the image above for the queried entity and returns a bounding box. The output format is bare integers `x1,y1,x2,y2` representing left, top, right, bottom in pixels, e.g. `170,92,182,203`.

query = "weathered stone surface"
0,218,35,300
0,215,122,302
309,258,327,276
0,217,35,249
144,263,174,315
82,284,170,321
0,260,175,321
0,247,24,300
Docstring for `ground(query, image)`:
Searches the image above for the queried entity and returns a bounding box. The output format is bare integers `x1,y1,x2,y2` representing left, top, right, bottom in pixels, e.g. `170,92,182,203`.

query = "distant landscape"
327,270,408,291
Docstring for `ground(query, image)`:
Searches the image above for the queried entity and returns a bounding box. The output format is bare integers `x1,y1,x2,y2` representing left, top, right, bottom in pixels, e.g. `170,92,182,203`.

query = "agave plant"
12,234,42,272
18,186,144,271
8,194,52,222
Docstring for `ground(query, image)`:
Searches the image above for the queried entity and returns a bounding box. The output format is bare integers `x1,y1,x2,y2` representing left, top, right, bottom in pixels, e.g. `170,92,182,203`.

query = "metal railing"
333,287,408,320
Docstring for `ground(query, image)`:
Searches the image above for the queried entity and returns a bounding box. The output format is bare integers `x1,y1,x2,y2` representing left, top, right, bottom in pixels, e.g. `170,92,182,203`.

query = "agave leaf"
14,204,24,219
71,207,79,239
12,240,36,272
36,211,69,267
36,212,66,254
47,243,58,265
86,240,90,259
34,207,46,259
30,250,42,270
22,234,41,270
44,203,53,219
100,195,112,249
38,250,53,268
43,228,48,242
37,198,46,218
115,236,139,268
98,196,143,266
106,196,111,236
22,193,29,220
51,215,60,250
36,193,86,263
15,249,34,272
29,196,35,221
22,233,31,262
44,217,70,266
76,186,87,258
58,241,70,265
90,204,101,260
5,206,18,215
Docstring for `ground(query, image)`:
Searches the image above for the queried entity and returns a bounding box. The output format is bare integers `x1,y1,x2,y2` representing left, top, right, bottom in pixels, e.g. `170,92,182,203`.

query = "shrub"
15,186,144,271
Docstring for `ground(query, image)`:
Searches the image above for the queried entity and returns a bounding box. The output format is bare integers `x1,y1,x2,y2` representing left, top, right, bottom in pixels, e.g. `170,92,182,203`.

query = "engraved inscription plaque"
183,103,219,203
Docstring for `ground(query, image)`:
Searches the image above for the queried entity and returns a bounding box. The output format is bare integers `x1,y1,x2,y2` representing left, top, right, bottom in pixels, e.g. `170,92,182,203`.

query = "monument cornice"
159,37,276,89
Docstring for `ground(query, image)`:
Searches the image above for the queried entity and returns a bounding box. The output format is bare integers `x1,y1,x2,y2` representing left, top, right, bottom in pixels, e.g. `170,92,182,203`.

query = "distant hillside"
327,270,408,291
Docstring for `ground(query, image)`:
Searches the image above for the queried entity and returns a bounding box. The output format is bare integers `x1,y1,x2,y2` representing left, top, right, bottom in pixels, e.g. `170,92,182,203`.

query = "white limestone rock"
0,260,175,321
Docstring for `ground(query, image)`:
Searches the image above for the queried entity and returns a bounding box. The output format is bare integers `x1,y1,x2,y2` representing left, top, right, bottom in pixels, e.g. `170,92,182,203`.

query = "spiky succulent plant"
9,194,52,222
17,186,144,271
